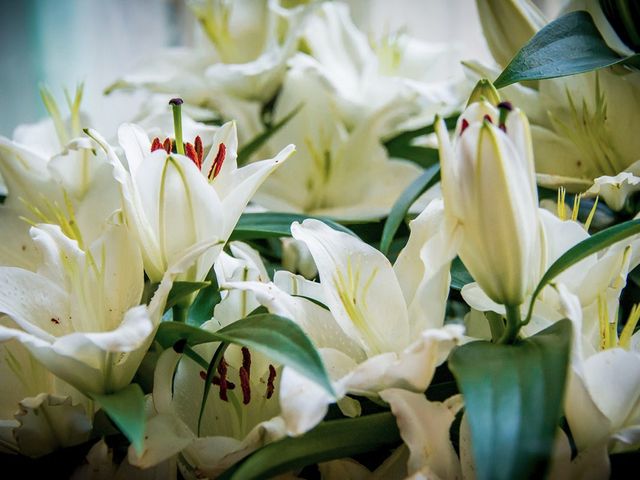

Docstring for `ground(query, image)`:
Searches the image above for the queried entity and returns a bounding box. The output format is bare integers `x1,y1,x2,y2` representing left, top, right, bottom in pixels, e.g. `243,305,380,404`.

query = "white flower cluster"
0,1,639,479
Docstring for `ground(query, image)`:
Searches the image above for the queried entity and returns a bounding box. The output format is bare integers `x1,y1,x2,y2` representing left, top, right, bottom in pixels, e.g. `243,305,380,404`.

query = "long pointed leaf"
91,384,146,455
495,11,640,88
380,165,440,256
449,319,572,480
218,412,400,480
526,218,640,322
230,212,356,241
155,314,334,395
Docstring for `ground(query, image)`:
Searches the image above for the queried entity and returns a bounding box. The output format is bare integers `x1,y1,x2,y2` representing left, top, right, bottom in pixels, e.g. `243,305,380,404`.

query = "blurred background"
0,0,564,137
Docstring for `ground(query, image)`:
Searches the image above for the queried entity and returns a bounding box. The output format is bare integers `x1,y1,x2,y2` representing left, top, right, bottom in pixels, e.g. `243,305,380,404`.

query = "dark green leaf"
495,11,640,88
449,319,572,480
165,281,210,311
230,212,356,241
187,270,221,326
218,412,400,480
385,145,439,168
155,314,333,395
526,218,640,323
237,104,302,165
91,384,146,455
379,165,440,256
450,257,474,291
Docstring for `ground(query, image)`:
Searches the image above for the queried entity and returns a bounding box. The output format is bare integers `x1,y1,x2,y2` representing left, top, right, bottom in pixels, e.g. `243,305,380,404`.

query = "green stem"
172,304,187,323
498,304,522,344
170,98,185,155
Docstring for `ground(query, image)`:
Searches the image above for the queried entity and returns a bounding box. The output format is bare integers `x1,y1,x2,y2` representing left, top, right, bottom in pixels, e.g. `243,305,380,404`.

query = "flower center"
200,347,277,405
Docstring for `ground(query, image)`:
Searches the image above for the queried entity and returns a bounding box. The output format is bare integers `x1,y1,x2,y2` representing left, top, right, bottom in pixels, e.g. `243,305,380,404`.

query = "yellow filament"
619,304,640,350
584,196,599,232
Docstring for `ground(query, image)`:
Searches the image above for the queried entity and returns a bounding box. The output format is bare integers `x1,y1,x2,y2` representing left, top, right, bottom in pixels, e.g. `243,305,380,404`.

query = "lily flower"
0,340,92,457
129,242,287,477
0,86,120,270
435,100,543,307
0,222,216,395
86,100,294,283
472,0,640,211
227,200,463,435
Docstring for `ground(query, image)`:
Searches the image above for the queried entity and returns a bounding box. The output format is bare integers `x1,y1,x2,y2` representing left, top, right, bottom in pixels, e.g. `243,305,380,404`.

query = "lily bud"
467,79,501,107
436,101,542,306
476,0,546,68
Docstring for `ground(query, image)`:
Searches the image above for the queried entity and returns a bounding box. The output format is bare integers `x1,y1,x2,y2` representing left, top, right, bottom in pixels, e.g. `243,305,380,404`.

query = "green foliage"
218,413,400,479
449,320,572,480
495,11,640,88
91,384,146,455
380,165,440,256
156,314,334,395
230,212,356,241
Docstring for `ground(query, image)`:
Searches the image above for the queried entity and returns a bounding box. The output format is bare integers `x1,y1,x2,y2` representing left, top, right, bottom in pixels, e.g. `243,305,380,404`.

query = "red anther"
241,347,251,377
217,358,229,401
195,136,203,166
163,138,172,154
240,367,251,405
185,142,200,168
460,119,470,135
499,123,507,132
266,364,277,399
151,137,164,152
483,114,493,124
208,143,226,180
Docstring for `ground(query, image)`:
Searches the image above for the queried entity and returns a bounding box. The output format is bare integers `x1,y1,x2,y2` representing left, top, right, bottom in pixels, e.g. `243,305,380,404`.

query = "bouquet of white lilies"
1,0,639,478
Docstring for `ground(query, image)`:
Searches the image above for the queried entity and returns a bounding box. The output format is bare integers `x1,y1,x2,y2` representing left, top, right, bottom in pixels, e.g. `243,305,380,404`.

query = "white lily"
0,222,216,395
0,87,120,270
0,339,92,457
227,201,463,435
109,0,313,147
291,2,466,135
130,242,287,477
473,0,640,211
435,100,543,307
87,114,293,283
253,68,422,220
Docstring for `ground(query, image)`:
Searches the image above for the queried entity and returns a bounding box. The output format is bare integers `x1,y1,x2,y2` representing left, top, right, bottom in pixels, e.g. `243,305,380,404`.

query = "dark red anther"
460,119,470,135
240,367,251,404
208,143,226,180
199,371,235,389
483,114,493,124
497,101,513,111
499,123,507,132
195,136,203,166
163,138,172,154
241,347,251,377
151,137,164,152
266,364,277,399
185,142,200,168
217,358,229,401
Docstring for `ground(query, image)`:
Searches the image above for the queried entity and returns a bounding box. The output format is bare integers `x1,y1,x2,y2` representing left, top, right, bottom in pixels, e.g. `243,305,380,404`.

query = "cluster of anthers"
200,347,278,405
150,98,227,180
459,101,513,135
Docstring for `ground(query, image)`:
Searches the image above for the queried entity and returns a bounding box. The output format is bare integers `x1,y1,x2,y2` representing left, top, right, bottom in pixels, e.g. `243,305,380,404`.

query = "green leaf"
385,145,439,168
379,165,440,255
526,218,640,323
495,11,640,88
218,412,400,480
449,319,572,480
450,257,473,291
229,212,356,241
187,270,221,326
91,384,146,455
155,314,334,395
237,104,302,165
165,281,210,311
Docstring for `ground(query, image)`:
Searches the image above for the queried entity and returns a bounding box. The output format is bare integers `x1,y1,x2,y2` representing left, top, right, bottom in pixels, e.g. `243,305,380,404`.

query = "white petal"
292,219,410,355
380,389,462,479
